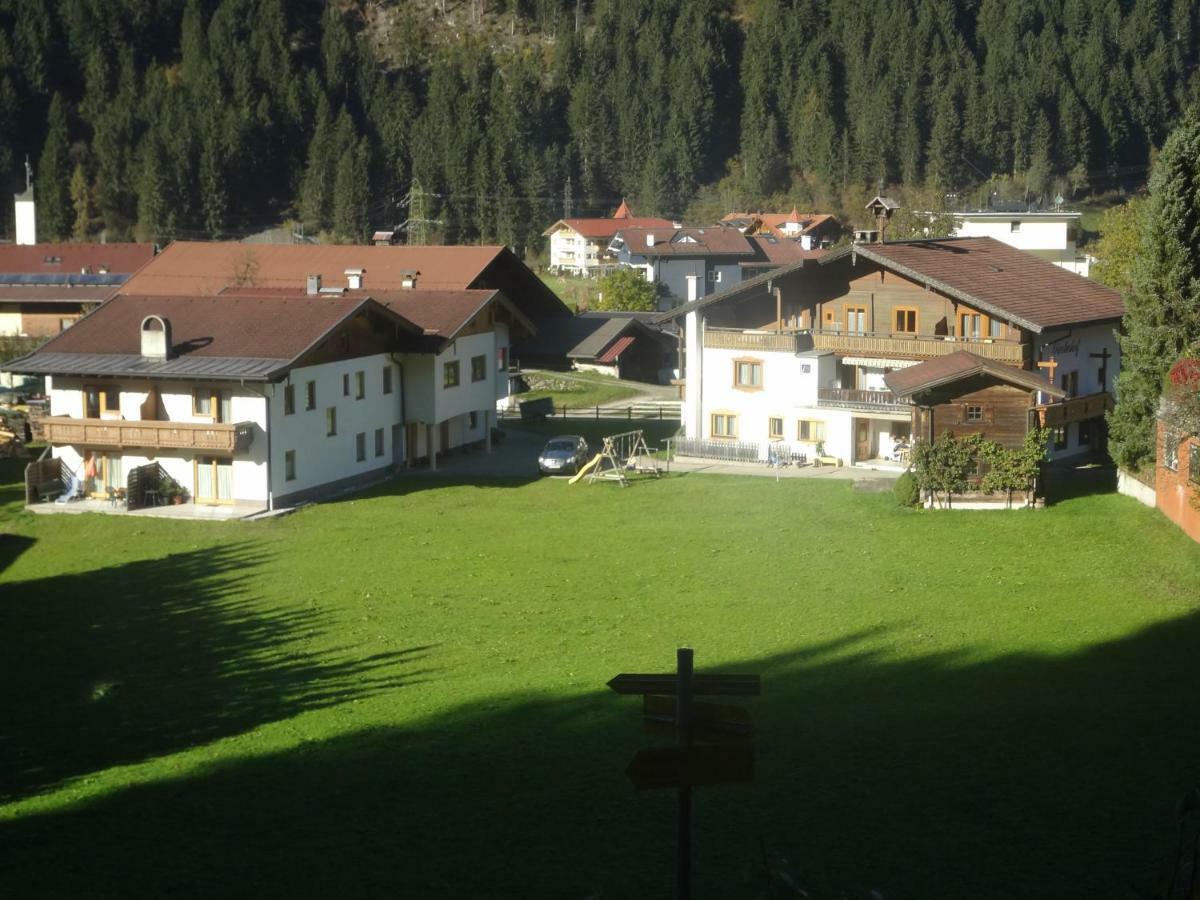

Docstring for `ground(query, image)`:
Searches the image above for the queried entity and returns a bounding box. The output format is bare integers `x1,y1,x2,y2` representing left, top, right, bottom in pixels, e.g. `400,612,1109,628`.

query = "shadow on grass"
1046,460,1119,505
3,612,1200,898
0,542,431,802
0,533,34,573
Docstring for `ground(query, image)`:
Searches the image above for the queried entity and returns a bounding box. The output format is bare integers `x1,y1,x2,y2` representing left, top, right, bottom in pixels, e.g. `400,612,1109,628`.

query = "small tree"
595,269,658,312
980,428,1049,508
910,431,985,508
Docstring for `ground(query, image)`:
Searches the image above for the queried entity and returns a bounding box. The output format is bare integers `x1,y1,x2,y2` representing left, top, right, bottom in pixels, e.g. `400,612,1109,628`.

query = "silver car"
538,435,590,476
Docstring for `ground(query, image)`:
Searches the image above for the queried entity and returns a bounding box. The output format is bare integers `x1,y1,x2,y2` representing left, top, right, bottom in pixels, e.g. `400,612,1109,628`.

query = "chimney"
306,274,321,295
344,268,364,290
401,269,419,289
646,234,656,248
140,315,171,360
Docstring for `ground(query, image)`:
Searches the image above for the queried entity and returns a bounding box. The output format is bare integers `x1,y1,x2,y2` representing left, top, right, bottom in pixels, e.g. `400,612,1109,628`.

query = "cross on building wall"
1090,347,1112,392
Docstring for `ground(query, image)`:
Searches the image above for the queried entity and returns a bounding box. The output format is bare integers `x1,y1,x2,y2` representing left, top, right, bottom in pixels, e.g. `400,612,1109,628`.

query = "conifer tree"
35,93,72,240
1109,111,1200,470
70,162,94,241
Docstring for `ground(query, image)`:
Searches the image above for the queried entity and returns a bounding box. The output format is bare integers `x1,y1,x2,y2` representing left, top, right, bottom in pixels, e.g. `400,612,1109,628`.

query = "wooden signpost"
609,648,761,900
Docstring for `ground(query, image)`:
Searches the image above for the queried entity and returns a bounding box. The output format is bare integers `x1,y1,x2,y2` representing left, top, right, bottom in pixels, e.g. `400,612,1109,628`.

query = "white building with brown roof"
15,243,567,514
657,236,1123,468
542,201,675,277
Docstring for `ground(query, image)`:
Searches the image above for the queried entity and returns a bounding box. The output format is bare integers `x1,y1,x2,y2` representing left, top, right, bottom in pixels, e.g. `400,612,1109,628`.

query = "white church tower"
14,157,36,245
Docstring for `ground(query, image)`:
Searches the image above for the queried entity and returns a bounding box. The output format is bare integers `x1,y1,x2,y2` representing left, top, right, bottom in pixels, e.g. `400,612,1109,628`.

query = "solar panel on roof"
0,273,127,286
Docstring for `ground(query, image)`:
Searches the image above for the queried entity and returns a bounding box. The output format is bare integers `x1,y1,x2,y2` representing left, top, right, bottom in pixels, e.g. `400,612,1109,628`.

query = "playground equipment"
575,429,662,487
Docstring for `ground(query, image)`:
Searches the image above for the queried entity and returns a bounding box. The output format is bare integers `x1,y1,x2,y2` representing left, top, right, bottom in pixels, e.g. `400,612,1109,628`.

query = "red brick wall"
1156,420,1200,544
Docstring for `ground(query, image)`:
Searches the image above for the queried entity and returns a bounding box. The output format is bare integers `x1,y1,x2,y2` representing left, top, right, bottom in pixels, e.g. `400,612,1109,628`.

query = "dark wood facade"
701,259,1029,366
911,378,1035,450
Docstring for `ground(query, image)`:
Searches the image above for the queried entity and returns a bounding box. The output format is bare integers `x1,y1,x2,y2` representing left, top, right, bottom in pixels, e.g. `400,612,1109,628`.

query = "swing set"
569,429,662,487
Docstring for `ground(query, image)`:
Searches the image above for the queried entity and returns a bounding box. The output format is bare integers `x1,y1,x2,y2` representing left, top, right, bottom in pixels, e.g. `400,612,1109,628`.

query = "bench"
35,480,64,502
518,397,556,422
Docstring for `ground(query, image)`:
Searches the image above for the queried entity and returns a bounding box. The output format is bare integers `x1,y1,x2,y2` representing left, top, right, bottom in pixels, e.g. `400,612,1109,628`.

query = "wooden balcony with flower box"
40,417,254,454
1034,392,1113,427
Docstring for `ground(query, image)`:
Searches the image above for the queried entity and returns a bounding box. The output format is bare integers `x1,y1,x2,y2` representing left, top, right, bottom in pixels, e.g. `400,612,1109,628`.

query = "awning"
841,356,921,369
595,335,636,364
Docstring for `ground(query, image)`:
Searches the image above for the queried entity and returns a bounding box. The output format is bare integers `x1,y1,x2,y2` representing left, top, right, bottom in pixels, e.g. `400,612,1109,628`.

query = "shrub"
892,471,920,508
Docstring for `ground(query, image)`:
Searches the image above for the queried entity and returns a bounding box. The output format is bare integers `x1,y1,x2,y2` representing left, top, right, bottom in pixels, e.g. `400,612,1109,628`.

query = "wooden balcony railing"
1035,392,1113,427
809,330,1026,363
817,387,911,412
701,327,1026,363
702,329,797,352
41,416,252,454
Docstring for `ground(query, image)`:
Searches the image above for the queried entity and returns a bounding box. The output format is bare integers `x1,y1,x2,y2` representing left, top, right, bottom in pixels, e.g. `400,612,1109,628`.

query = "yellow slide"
569,453,603,484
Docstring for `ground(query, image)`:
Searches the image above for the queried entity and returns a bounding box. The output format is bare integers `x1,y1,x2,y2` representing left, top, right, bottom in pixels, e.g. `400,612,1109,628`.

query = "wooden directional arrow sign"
607,673,761,697
642,694,754,737
626,745,755,791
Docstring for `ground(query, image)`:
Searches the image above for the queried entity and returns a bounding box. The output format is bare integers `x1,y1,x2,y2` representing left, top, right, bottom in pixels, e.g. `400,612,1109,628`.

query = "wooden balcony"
809,331,1026,364
702,327,1026,364
41,417,253,454
1035,392,1113,427
703,329,797,352
817,387,911,413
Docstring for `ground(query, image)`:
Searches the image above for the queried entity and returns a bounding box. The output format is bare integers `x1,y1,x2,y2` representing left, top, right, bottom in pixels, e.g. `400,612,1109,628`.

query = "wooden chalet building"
884,351,1066,448
657,236,1124,467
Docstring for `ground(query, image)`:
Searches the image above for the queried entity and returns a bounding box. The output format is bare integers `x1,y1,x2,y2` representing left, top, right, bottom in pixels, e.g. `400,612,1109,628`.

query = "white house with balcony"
542,201,674,277
16,263,547,515
659,237,1124,468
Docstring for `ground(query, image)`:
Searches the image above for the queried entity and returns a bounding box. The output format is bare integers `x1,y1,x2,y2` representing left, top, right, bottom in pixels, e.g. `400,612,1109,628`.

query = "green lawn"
2,460,1200,898
516,374,644,411
539,273,601,312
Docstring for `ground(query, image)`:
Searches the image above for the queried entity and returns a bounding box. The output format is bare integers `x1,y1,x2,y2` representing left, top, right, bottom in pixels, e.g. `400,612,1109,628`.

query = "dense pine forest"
0,0,1196,251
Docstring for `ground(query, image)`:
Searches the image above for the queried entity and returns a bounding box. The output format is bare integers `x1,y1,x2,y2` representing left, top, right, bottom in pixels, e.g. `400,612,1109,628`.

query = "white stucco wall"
268,354,402,500
550,229,604,274
48,378,269,501
953,214,1088,275
1033,321,1121,462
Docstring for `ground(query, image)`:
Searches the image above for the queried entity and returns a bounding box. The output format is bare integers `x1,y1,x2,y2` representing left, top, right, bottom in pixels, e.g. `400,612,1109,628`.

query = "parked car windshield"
545,440,577,452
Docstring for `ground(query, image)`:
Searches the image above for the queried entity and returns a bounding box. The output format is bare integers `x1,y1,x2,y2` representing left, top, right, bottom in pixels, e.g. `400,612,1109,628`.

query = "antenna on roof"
24,155,32,191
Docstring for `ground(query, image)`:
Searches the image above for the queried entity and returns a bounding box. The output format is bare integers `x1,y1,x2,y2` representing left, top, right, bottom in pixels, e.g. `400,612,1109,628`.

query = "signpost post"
609,649,760,900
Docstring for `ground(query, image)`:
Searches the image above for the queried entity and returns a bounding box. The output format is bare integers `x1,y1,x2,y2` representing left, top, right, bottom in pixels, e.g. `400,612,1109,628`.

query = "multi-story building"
542,201,674,277
17,243,567,514
610,225,822,310
658,236,1124,468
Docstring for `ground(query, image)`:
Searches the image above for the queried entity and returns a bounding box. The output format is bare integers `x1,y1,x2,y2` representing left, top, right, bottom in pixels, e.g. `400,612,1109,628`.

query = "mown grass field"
1,455,1199,898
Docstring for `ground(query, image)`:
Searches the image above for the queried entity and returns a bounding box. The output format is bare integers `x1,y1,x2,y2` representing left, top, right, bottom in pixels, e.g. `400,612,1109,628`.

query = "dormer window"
345,268,364,290
140,315,171,360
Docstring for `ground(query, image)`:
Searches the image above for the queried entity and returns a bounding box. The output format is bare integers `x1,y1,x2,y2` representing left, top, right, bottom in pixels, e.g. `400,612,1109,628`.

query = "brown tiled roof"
615,225,753,256
542,216,675,240
741,235,826,267
847,238,1125,331
0,285,114,303
884,350,1065,398
121,241,508,295
367,289,503,338
32,293,396,361
721,211,836,237
0,242,155,275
